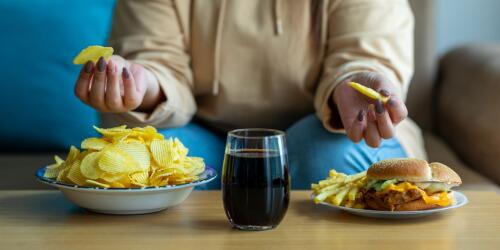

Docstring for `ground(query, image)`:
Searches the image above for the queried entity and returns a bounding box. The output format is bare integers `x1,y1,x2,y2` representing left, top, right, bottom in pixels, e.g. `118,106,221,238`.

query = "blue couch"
0,0,116,151
0,0,114,188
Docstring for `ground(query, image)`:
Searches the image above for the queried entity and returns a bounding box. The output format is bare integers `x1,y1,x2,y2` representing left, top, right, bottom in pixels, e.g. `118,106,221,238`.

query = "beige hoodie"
105,0,426,159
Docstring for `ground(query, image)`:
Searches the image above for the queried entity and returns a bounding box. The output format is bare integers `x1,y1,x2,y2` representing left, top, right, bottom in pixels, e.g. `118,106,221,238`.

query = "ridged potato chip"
130,171,149,186
44,164,64,178
66,146,80,164
150,139,174,167
45,125,205,188
101,172,127,182
81,138,110,150
115,141,150,171
98,147,141,174
56,167,68,182
73,45,114,65
131,126,164,144
44,156,66,178
86,179,110,188
80,152,102,179
108,181,126,188
54,155,64,165
67,160,87,186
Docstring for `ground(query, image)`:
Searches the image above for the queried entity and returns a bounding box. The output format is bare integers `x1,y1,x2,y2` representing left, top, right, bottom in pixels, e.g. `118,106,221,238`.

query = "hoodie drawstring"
319,0,327,58
212,0,227,95
274,0,283,35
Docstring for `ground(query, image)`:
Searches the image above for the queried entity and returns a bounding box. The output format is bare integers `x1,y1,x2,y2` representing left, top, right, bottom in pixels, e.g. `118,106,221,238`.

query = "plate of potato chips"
35,125,217,214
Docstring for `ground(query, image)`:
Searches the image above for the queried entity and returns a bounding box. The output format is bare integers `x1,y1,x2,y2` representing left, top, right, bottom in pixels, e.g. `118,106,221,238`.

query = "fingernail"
367,104,376,121
122,67,130,79
375,100,384,114
357,110,365,122
107,60,114,73
387,98,396,107
84,61,93,73
97,57,106,72
380,89,390,97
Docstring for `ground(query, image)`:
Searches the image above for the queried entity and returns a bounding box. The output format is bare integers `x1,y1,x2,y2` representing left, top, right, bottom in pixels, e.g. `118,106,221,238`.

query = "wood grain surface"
0,191,499,250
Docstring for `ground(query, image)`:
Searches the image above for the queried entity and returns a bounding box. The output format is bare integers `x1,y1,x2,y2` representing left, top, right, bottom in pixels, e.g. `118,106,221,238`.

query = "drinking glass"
222,128,290,231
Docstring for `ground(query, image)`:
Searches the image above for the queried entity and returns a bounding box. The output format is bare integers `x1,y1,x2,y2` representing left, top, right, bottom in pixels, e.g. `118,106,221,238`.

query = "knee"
287,115,371,188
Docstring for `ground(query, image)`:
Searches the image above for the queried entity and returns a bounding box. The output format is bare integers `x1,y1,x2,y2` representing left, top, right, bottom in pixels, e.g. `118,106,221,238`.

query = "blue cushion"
0,0,115,151
157,123,226,190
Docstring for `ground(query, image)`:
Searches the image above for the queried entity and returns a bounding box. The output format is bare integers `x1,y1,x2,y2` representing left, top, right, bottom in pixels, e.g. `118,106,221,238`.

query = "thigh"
157,123,225,189
287,115,407,189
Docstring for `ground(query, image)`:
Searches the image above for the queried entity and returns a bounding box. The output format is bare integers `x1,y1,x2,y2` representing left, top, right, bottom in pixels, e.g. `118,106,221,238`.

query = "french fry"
332,187,349,206
314,189,338,203
317,183,343,194
312,169,368,207
347,186,359,201
349,171,367,182
348,82,389,103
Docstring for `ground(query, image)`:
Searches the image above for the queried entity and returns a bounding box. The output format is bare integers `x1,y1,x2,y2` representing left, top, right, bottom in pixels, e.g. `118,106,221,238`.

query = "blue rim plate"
35,166,217,192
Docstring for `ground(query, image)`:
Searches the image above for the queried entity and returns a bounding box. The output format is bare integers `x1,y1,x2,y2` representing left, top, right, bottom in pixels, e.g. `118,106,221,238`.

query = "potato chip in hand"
73,45,114,64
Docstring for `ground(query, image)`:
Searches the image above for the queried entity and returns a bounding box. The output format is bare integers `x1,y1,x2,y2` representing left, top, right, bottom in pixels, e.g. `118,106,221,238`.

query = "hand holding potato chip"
73,46,165,114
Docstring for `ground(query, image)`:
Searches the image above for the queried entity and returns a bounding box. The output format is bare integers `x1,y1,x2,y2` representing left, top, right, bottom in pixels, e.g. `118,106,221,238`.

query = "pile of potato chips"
312,170,367,208
44,125,205,188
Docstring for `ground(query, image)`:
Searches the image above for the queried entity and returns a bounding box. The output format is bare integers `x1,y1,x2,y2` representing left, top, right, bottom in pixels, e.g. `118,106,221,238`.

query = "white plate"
314,191,468,219
36,166,217,215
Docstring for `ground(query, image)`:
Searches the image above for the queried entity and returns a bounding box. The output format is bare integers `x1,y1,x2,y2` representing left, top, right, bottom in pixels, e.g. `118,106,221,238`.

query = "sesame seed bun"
367,158,432,182
429,162,462,186
367,158,462,186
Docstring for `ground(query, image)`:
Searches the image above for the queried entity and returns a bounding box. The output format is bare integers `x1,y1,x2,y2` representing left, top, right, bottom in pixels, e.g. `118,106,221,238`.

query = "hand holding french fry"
332,72,408,148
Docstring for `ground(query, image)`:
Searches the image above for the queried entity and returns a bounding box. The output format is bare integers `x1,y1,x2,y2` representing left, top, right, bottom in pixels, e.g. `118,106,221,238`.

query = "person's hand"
75,55,163,113
332,72,408,147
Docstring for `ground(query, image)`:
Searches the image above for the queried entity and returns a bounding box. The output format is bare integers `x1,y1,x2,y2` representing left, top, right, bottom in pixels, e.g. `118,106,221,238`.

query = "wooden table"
0,191,499,249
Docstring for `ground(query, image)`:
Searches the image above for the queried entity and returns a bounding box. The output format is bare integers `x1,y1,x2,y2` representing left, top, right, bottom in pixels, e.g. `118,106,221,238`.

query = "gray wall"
437,0,500,55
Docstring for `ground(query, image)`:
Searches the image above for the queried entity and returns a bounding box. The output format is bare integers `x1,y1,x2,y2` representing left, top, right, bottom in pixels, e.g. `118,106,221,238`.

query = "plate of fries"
311,169,468,219
312,170,367,208
35,125,217,214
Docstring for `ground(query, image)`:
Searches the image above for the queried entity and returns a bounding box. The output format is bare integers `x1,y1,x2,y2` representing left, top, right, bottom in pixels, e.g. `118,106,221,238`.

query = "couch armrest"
435,44,500,184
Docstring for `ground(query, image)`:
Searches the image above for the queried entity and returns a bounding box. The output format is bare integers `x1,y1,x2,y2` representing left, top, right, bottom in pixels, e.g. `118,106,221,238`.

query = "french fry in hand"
348,82,389,103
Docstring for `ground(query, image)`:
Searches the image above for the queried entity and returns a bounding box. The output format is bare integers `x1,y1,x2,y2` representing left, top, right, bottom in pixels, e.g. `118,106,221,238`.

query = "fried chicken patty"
362,189,422,211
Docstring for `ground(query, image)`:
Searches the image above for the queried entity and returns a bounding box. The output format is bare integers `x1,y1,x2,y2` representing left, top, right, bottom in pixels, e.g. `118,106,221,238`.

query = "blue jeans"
158,115,407,190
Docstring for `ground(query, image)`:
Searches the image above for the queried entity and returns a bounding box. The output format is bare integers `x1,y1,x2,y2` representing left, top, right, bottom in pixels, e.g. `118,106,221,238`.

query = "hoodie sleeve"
108,0,196,128
314,0,414,132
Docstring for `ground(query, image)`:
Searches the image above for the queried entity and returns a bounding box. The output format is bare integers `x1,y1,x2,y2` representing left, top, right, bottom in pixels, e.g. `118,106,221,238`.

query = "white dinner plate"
314,191,468,219
36,166,217,215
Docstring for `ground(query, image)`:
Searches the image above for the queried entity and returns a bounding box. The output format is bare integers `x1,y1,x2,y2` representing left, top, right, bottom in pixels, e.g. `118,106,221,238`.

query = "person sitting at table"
73,0,426,189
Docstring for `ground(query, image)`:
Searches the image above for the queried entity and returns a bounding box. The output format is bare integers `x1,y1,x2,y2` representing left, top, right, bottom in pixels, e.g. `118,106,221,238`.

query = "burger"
362,158,462,211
